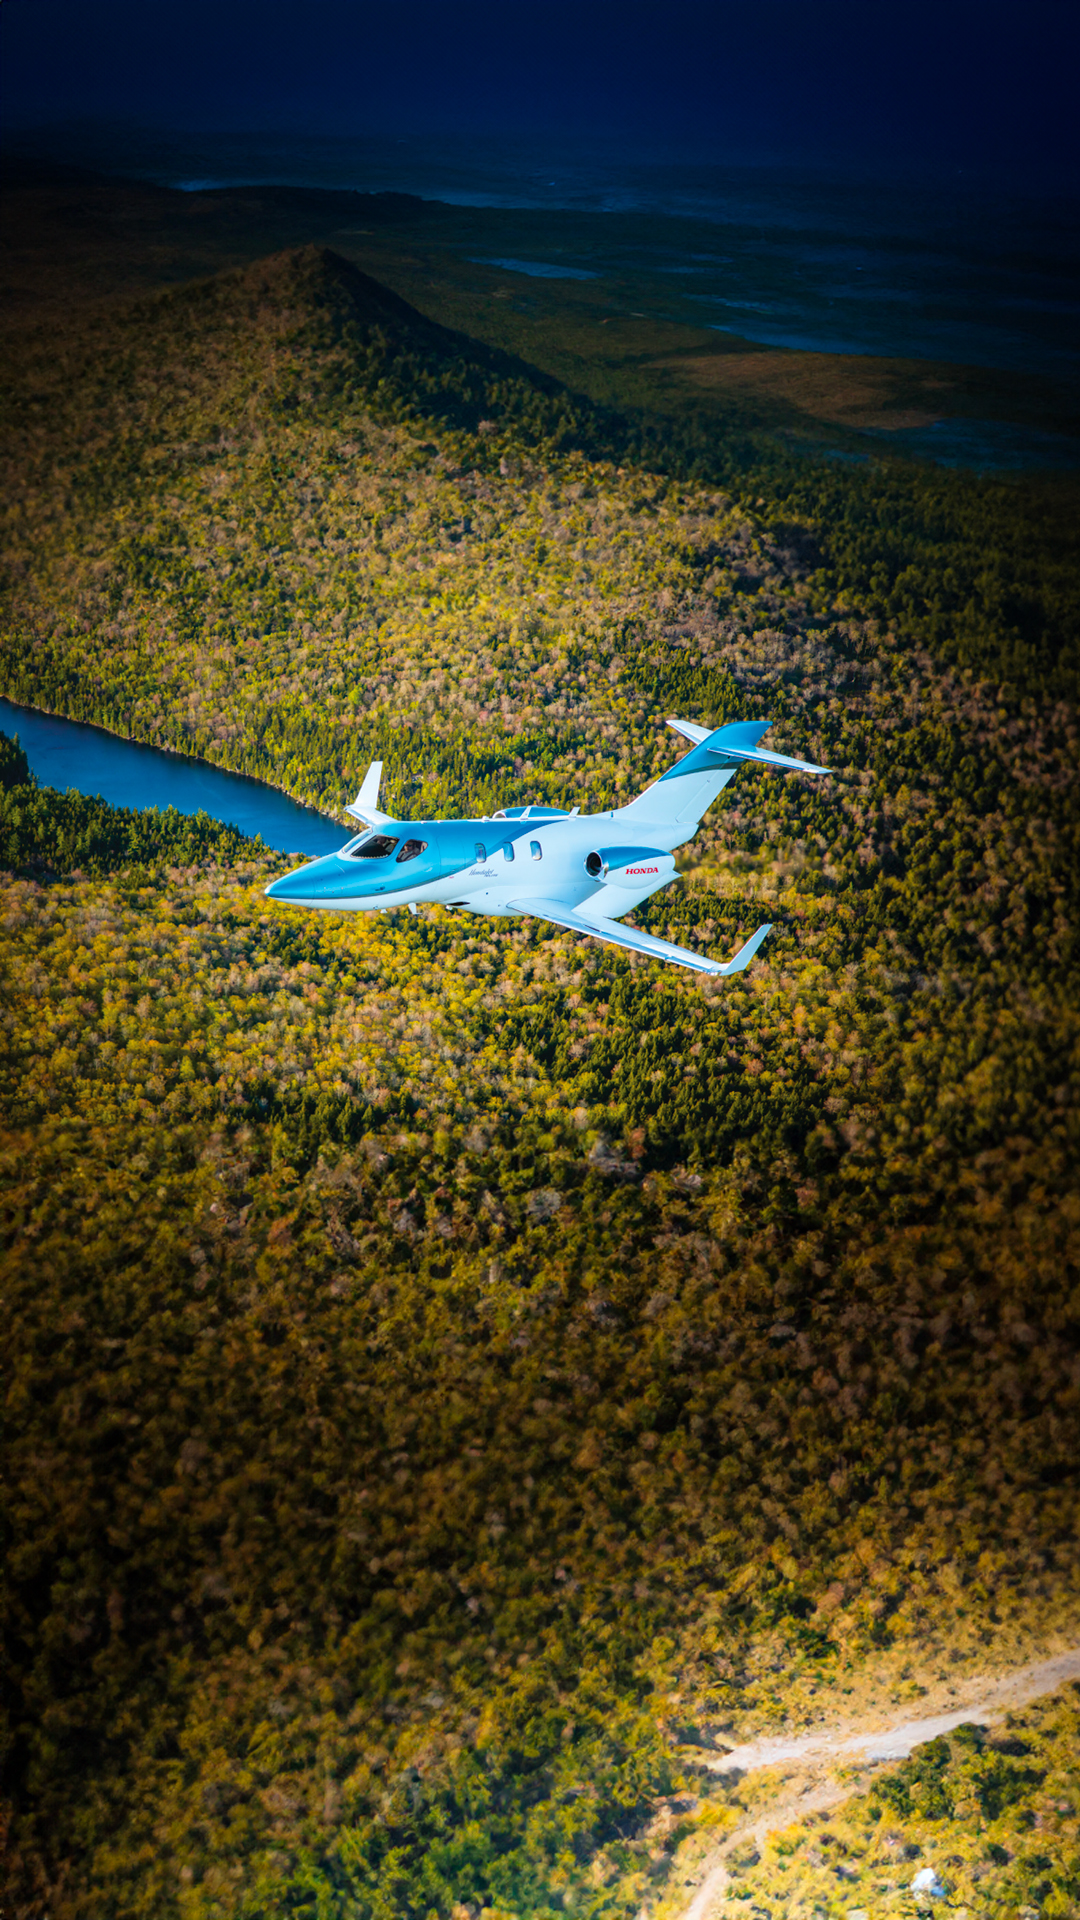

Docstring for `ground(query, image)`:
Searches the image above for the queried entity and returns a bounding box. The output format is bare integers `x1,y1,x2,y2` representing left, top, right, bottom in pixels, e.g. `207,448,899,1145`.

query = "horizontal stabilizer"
345,758,396,827
667,717,713,746
510,896,772,977
666,718,830,777
710,742,831,776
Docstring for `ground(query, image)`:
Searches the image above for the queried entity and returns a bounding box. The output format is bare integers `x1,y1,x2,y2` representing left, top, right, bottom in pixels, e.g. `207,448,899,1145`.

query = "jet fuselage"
263,718,830,975
264,805,682,920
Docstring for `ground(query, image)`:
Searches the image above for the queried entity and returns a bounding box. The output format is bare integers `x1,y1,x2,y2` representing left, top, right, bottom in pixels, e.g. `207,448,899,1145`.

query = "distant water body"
32,130,1079,358
0,698,346,856
470,256,598,281
8,128,1080,469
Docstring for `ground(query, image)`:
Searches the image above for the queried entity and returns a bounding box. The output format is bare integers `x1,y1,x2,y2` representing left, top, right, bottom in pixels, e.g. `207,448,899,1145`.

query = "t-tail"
619,717,830,826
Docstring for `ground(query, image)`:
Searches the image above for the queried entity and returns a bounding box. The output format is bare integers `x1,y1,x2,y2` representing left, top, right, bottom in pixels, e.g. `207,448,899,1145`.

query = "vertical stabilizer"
620,762,739,824
619,718,768,825
619,717,827,827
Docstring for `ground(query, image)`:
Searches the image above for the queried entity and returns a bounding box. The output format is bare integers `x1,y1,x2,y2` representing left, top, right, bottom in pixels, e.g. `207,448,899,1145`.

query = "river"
0,698,349,857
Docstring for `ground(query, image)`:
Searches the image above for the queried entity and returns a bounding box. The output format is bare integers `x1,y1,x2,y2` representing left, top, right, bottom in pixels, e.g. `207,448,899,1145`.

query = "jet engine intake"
583,847,675,887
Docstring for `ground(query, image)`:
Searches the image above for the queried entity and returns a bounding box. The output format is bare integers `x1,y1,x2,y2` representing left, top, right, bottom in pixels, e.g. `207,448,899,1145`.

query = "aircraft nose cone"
265,863,316,900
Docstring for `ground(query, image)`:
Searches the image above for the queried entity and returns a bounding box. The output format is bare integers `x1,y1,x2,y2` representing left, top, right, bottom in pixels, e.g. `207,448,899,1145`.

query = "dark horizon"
4,0,1079,194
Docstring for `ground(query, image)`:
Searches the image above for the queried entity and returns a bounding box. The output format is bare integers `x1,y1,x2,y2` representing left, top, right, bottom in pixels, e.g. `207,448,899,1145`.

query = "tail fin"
619,718,829,826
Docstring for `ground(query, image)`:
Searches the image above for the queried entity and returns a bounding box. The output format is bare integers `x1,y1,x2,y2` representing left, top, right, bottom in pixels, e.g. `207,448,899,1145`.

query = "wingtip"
716,921,772,975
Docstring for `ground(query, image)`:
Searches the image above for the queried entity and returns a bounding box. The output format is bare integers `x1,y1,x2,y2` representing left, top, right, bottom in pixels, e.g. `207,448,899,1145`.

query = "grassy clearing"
677,1683,1080,1919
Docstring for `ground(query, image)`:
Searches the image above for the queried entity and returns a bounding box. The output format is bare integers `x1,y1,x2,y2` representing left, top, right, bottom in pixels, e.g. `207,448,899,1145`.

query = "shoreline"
0,689,348,827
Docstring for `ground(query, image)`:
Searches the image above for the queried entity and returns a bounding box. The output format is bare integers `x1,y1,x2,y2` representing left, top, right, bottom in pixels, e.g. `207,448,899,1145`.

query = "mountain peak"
222,243,442,338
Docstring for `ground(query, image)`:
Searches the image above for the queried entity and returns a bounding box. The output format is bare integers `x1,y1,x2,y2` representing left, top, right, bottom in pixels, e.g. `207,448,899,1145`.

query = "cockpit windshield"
344,833,399,860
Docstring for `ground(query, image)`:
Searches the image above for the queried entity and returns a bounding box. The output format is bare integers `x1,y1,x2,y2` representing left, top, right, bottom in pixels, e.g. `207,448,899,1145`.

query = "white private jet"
265,718,829,975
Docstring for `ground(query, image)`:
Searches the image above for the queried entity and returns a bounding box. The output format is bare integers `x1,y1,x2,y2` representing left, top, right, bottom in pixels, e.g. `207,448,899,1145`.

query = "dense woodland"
2,237,1079,1919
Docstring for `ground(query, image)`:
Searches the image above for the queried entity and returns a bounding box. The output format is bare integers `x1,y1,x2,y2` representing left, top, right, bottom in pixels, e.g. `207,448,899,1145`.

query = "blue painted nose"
265,866,306,901
265,855,338,901
265,852,391,904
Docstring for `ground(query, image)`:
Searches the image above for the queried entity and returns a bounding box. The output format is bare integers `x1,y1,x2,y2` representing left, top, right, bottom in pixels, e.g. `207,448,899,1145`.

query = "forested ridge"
2,241,1079,1919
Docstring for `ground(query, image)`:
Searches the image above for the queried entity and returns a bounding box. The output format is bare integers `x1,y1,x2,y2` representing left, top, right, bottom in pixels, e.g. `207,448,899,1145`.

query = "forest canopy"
1,238,1078,1920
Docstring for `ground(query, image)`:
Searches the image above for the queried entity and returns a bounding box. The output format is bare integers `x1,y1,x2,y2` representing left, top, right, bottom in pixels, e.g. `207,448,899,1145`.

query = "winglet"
716,922,772,974
345,759,395,827
509,897,773,977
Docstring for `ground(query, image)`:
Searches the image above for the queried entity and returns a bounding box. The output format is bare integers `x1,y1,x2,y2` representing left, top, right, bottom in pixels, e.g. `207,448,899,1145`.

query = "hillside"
1,238,1079,1919
0,155,437,315
0,242,804,821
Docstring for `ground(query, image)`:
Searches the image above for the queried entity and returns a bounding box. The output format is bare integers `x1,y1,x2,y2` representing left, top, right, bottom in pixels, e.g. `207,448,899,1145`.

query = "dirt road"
677,1646,1080,1920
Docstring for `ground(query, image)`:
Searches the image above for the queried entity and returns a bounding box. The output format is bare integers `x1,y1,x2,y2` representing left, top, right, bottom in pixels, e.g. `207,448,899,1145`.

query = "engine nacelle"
583,846,676,888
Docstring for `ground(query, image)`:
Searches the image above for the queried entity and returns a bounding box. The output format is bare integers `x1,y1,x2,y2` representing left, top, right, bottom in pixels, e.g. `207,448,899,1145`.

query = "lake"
0,698,349,856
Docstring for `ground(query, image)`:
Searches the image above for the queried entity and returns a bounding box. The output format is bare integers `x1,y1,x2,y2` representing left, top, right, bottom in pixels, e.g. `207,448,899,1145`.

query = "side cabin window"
502,842,515,862
530,840,542,860
396,839,428,864
474,842,487,862
348,834,399,860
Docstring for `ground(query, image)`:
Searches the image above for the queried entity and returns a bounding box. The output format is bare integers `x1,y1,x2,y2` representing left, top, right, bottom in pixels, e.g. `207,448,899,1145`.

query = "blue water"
862,417,1080,474
0,699,347,855
470,256,598,280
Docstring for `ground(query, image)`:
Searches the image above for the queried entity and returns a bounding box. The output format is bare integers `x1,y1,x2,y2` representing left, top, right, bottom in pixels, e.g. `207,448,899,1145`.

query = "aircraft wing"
508,897,772,976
